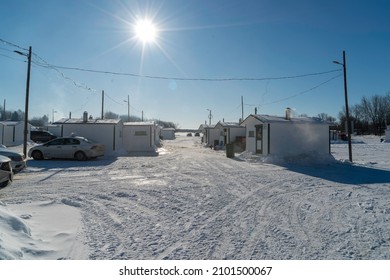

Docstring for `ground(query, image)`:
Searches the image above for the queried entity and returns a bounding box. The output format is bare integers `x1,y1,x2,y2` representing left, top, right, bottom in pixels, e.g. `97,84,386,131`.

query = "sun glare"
134,19,157,43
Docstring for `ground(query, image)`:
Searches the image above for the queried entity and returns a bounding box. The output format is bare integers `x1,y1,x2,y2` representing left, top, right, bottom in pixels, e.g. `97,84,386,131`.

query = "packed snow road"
2,134,390,259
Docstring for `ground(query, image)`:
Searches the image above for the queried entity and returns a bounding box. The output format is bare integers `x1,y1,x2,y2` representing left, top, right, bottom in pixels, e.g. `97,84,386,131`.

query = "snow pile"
0,200,87,260
0,201,31,259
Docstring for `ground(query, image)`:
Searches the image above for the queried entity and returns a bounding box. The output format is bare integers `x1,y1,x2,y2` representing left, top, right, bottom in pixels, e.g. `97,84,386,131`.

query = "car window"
47,139,65,146
64,138,81,145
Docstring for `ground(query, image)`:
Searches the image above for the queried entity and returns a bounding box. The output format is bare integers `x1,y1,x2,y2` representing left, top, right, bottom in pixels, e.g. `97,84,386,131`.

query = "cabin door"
255,125,263,154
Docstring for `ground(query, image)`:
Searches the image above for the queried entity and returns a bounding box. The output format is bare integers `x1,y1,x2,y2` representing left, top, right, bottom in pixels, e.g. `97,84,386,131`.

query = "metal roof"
216,121,245,128
244,114,330,125
54,118,122,125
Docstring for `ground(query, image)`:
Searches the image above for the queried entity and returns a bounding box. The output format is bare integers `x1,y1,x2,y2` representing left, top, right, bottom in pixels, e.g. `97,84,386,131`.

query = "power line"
259,73,343,106
33,59,97,93
105,92,125,106
36,63,342,82
0,38,28,51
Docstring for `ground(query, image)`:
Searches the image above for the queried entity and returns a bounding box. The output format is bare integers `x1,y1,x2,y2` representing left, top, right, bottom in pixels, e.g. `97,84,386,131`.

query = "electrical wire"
35,62,342,82
105,92,126,106
259,73,343,106
0,38,28,51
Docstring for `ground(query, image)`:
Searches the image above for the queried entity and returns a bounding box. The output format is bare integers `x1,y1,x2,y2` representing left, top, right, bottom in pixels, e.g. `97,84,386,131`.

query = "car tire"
75,151,87,161
31,150,44,160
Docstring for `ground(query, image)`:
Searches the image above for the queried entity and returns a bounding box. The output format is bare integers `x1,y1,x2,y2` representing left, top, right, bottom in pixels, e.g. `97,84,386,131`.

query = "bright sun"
134,19,157,43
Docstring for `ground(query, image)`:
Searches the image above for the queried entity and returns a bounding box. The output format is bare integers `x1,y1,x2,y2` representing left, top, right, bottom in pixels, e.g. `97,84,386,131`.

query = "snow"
1,134,390,260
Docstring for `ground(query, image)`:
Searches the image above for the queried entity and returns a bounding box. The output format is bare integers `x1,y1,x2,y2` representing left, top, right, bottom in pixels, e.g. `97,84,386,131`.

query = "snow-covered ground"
1,134,390,260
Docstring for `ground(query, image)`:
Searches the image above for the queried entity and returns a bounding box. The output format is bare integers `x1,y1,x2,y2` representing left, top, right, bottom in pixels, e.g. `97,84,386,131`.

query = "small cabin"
241,112,331,157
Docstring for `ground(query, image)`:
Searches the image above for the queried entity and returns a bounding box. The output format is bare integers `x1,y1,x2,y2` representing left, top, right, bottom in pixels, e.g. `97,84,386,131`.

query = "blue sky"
1,0,389,128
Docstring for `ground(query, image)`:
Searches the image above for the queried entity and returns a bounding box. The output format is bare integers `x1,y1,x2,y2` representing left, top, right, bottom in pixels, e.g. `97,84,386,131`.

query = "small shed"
54,117,123,153
241,113,331,157
122,122,157,152
161,128,175,140
199,124,220,147
215,121,246,146
385,126,390,142
0,121,29,147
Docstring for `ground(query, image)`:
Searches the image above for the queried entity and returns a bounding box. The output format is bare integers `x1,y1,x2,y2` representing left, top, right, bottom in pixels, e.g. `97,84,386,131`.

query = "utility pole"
334,50,353,162
101,90,104,119
207,109,212,125
127,95,130,122
24,47,31,158
241,96,244,121
52,109,57,123
3,99,6,121
14,46,32,158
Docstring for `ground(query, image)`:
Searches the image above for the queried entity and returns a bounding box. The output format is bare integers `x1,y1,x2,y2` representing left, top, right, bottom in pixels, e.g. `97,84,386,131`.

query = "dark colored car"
0,148,27,173
0,155,13,188
30,130,57,143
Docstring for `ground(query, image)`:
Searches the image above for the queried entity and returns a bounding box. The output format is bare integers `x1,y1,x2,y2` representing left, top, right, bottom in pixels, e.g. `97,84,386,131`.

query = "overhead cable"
35,62,342,82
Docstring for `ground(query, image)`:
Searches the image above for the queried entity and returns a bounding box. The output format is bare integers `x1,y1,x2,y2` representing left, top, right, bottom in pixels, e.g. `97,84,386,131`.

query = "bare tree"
317,113,336,123
361,95,388,135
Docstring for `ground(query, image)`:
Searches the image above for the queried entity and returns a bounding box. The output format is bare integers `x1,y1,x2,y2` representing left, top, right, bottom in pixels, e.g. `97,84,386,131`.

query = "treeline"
338,92,390,135
0,107,24,121
104,111,178,129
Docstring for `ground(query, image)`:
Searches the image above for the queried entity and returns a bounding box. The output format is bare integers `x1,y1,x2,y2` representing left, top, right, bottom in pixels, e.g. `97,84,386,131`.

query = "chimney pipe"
285,107,292,120
83,111,88,123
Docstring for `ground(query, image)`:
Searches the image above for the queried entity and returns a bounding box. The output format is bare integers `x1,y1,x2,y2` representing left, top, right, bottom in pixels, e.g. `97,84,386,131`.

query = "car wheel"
31,150,44,160
75,151,87,161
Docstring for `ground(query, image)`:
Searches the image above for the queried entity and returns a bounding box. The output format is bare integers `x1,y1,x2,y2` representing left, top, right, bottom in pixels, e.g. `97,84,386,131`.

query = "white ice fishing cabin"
385,126,390,142
214,121,246,146
122,122,157,153
0,121,28,147
161,127,175,140
199,124,220,147
241,110,331,157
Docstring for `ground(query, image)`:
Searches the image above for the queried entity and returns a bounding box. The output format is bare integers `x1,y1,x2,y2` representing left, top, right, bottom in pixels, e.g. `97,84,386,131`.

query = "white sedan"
28,136,105,161
0,155,13,188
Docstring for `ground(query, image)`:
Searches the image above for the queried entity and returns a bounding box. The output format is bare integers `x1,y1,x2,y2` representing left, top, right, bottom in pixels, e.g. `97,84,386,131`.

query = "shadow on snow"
284,162,390,185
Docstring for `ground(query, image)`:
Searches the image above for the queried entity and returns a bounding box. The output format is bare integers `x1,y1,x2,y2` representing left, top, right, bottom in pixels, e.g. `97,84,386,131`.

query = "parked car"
28,136,105,161
187,133,193,137
0,148,27,173
30,130,57,143
0,155,13,188
194,132,200,137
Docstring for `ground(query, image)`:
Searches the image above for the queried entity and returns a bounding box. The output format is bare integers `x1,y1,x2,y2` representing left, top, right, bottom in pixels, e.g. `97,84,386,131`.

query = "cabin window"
134,131,147,136
248,131,255,137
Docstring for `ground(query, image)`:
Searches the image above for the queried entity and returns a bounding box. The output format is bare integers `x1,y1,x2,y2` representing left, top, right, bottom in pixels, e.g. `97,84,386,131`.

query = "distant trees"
0,105,24,121
104,111,178,129
339,92,390,135
29,115,49,127
317,113,336,123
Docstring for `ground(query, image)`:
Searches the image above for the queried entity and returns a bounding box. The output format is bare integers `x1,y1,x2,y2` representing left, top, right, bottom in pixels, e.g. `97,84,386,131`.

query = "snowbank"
0,200,87,260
